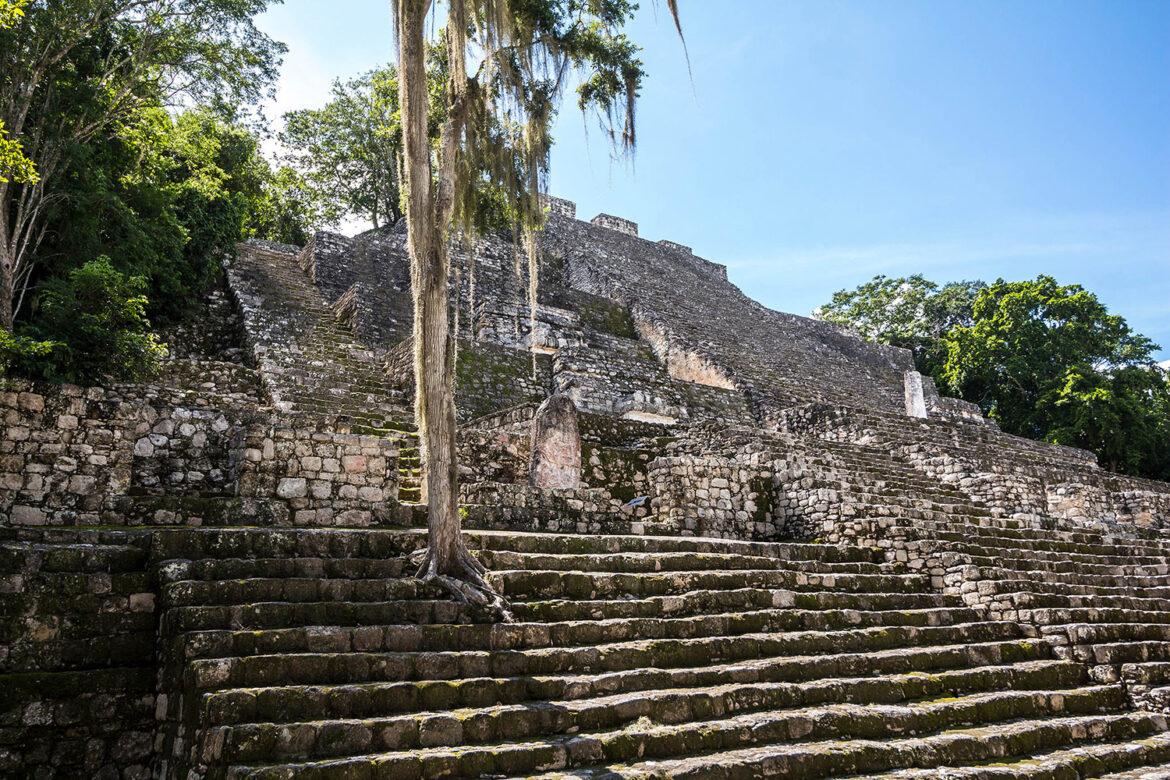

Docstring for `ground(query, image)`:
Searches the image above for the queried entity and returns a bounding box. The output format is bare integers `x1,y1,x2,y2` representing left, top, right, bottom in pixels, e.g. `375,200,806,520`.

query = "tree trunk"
0,207,14,330
395,0,508,618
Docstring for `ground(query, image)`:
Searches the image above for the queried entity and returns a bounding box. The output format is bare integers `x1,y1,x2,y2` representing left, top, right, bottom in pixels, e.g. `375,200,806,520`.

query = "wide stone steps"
198,658,1082,729
233,246,410,431
492,569,930,600
1077,643,1170,668
159,568,926,610
920,524,1170,561
185,622,1032,691
835,732,1170,778
0,540,149,573
511,589,968,622
1012,591,1170,614
533,713,1167,780
179,610,1010,663
956,554,1170,584
216,686,1122,771
154,525,1170,779
151,528,883,563
979,575,1170,601
230,712,1167,780
1027,607,1170,627
954,541,1170,568
801,460,986,504
166,599,976,637
473,550,889,574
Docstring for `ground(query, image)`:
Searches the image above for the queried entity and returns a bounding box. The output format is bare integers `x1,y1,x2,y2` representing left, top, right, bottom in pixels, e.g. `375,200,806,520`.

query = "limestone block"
276,478,308,499
529,395,582,490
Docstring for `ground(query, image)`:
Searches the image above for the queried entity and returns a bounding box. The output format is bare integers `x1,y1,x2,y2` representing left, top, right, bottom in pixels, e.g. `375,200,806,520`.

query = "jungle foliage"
819,274,1170,480
0,0,316,380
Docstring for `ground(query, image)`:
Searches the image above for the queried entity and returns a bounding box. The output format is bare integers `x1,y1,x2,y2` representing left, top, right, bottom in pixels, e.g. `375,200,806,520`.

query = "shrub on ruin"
20,257,166,384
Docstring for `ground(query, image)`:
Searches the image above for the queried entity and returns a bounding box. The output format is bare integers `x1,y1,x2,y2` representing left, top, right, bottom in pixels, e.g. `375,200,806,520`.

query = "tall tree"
0,1,36,186
392,0,681,611
280,66,409,230
820,273,1170,479
816,274,984,378
943,275,1168,476
0,0,283,329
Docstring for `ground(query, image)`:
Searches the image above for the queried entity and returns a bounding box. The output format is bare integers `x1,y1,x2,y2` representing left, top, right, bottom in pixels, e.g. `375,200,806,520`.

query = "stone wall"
1,382,133,527
157,277,247,364
647,454,776,539
131,405,261,496
1,376,404,529
460,483,636,535
457,428,531,486
233,415,400,526
590,213,638,236
0,530,156,779
770,401,1170,530
388,339,554,424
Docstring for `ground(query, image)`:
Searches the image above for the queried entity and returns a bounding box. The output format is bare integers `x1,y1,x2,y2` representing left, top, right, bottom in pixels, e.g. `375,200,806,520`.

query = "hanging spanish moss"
390,0,681,614
452,263,461,368
460,238,470,341
526,228,539,379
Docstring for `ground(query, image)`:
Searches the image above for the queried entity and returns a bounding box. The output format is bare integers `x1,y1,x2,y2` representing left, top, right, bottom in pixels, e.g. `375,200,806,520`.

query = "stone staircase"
229,244,424,503
926,514,1170,711
229,244,415,438
147,527,1170,779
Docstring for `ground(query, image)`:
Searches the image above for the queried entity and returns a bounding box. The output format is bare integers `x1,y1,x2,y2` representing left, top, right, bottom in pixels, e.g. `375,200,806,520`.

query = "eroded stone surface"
529,394,582,490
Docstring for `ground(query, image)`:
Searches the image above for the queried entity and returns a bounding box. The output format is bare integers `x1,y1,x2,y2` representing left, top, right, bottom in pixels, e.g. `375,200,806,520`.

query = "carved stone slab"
529,394,582,489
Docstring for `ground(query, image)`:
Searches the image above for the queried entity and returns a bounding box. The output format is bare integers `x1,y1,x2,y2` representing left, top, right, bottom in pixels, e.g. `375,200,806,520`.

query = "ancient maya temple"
4,196,1170,778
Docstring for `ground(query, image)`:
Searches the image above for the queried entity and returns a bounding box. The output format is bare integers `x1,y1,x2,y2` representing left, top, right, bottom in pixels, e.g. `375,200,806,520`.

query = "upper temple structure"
4,198,1170,778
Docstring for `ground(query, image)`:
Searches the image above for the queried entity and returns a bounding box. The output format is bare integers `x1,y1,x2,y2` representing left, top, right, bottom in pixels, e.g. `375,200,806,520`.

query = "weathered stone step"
1076,641,1170,668
492,568,929,601
162,578,429,608
837,731,1170,778
1062,623,1170,649
0,541,148,574
223,694,1148,779
797,476,987,509
176,607,1004,662
1095,757,1170,780
187,623,1033,690
475,550,890,575
982,573,1170,600
925,526,1170,561
0,569,152,598
957,553,1170,583
1013,590,1170,614
955,542,1170,569
908,508,1168,540
159,556,414,584
151,529,882,565
200,658,1082,728
164,592,972,635
1025,607,1170,627
1124,663,1170,687
162,600,483,634
215,684,1122,765
512,588,967,622
520,712,1168,780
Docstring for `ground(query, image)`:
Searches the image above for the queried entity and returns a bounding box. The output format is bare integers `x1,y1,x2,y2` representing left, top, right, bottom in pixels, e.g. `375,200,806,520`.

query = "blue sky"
257,0,1170,362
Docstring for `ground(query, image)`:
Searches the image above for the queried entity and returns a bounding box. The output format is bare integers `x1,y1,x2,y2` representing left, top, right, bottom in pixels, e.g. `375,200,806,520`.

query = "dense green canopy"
819,274,1170,480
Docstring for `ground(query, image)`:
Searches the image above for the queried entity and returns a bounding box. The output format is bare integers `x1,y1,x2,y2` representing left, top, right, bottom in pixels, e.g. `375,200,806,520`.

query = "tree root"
414,543,513,622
